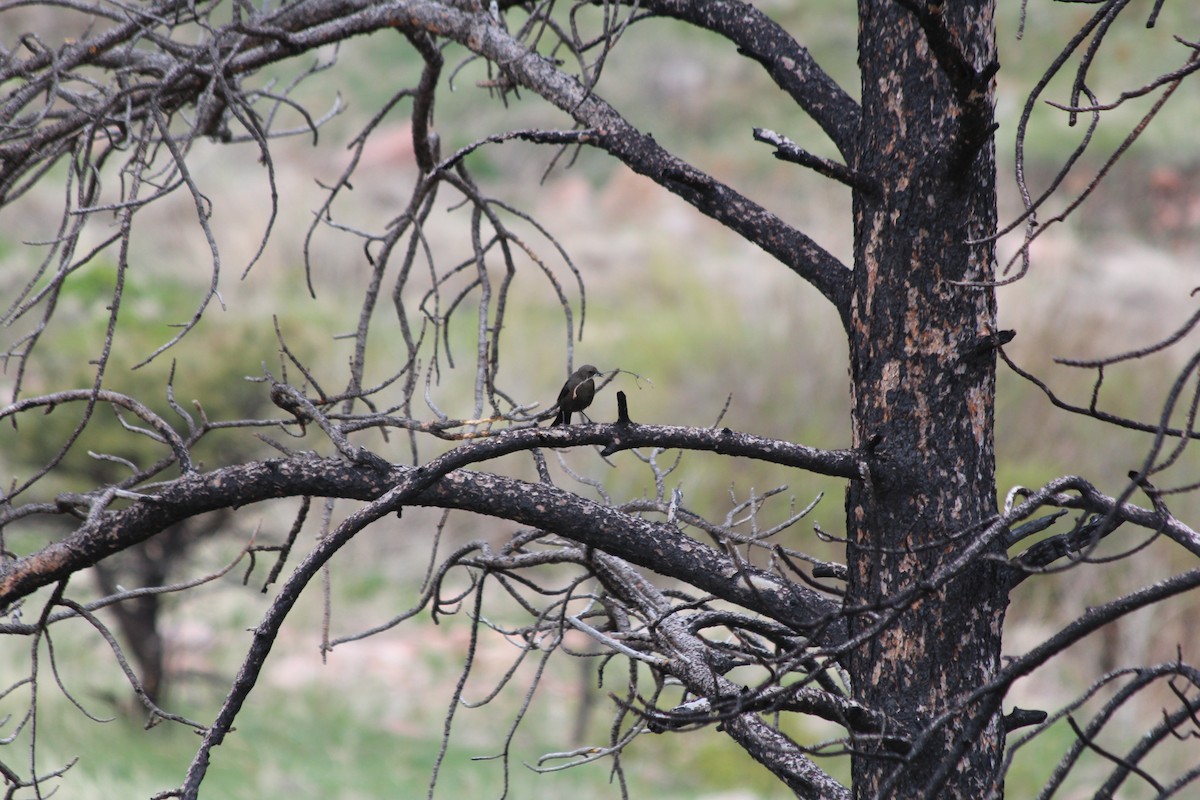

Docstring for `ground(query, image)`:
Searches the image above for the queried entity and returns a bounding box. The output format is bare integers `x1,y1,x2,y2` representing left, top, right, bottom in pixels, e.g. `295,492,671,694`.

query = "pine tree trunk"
847,2,1007,796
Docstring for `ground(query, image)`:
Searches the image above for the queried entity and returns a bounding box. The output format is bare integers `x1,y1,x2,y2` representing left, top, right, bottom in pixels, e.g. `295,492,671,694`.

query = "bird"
552,365,601,425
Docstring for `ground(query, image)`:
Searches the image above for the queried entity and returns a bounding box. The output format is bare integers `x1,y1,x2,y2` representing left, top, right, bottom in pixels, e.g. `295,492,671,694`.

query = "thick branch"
591,553,849,799
638,0,860,159
335,419,863,478
430,5,853,318
0,453,846,643
1040,476,1200,558
0,0,853,318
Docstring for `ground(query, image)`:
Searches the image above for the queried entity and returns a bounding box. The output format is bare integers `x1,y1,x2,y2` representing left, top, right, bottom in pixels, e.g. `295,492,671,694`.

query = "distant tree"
2,1,1199,798
0,272,281,703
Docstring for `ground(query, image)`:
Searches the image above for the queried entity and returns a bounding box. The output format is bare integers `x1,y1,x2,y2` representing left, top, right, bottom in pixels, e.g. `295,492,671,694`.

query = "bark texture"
846,1,1007,796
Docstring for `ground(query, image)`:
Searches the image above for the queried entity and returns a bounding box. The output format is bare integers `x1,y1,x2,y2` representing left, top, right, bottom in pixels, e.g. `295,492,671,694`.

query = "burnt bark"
1,437,850,641
4,1,1200,797
846,1,1006,796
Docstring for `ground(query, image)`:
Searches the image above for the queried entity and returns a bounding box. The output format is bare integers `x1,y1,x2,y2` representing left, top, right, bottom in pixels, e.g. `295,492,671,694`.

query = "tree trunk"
847,2,1007,796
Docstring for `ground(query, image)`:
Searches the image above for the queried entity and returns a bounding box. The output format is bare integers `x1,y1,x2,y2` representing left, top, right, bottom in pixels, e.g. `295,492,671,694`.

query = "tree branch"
637,0,860,160
753,127,875,191
420,2,853,318
0,450,848,643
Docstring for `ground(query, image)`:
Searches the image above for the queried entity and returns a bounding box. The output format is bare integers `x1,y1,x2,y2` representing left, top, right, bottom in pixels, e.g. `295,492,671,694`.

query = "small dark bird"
552,365,601,425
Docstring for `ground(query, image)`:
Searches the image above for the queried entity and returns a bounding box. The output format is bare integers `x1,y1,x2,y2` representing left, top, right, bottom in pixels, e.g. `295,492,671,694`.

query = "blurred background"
2,1,1199,797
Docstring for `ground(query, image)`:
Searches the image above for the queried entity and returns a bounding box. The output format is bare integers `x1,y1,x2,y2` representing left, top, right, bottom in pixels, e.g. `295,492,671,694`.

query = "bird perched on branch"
552,364,600,425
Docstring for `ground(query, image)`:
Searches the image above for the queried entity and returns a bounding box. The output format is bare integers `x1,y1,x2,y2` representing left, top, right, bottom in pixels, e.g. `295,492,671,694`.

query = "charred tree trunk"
846,2,1007,796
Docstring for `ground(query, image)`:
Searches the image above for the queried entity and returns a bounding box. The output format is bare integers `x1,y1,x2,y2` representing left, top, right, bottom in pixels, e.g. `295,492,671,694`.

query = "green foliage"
4,260,288,499
3,1,1198,796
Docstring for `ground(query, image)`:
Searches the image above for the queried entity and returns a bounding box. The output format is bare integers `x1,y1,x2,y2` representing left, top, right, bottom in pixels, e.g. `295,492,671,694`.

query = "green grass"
3,1,1200,797
6,603,821,799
